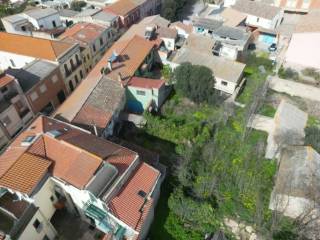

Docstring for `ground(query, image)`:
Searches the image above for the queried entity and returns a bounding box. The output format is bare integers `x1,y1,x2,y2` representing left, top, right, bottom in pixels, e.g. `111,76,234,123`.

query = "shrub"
278,66,299,80
305,126,320,152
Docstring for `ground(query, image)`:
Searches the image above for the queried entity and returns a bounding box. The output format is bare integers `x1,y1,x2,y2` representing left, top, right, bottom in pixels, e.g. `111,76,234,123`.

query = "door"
57,90,66,104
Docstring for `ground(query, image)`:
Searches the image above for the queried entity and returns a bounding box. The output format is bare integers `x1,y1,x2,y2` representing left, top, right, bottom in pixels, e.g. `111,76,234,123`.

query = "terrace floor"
51,209,105,240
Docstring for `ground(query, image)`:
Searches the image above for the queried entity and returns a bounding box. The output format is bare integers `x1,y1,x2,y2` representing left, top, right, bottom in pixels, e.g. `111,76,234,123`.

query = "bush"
278,66,299,80
305,126,320,152
301,68,320,80
70,1,87,11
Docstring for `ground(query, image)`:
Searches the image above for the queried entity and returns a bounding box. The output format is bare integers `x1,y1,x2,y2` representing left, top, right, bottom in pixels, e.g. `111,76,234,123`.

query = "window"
1,86,8,93
39,84,47,93
75,75,79,84
257,17,260,22
100,37,103,46
64,64,69,76
80,70,83,79
10,59,16,67
221,81,228,86
107,31,111,39
42,235,50,240
21,26,26,31
70,59,75,69
136,90,146,96
33,219,42,232
93,44,96,52
30,92,39,101
87,54,90,60
51,75,58,83
50,196,55,202
75,54,80,65
69,81,74,92
2,116,11,126
52,20,56,28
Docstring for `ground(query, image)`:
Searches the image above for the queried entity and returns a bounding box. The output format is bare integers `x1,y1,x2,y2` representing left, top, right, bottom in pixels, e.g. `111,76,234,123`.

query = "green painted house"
126,77,167,113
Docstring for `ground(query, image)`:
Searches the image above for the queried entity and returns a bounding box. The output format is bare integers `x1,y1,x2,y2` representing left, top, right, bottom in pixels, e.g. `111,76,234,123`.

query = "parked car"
268,43,277,52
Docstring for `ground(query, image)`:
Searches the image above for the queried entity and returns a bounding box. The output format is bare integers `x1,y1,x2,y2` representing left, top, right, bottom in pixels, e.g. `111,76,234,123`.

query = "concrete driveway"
269,77,320,102
247,114,274,133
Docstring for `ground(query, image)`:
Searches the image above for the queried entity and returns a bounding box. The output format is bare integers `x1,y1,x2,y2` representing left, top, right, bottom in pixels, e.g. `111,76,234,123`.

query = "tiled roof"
105,35,155,81
220,8,247,28
233,0,281,20
54,35,154,123
128,77,165,89
0,153,51,195
295,10,320,33
0,116,138,194
60,23,106,46
104,0,138,16
108,162,160,231
170,21,193,34
0,32,76,61
0,74,15,89
156,27,177,39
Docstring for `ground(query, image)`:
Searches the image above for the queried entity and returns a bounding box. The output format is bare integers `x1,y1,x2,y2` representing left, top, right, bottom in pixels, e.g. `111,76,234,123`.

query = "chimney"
108,60,112,71
118,73,124,88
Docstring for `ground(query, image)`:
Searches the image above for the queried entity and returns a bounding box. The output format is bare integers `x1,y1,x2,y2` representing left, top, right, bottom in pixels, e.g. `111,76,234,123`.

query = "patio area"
51,209,105,240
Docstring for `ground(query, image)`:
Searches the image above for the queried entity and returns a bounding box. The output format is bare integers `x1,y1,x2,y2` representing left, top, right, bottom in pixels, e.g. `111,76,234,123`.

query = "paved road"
269,77,320,102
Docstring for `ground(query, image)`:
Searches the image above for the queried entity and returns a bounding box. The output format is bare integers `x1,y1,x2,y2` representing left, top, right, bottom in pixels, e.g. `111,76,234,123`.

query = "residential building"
0,126,9,150
131,0,161,18
0,60,67,140
60,23,114,74
54,35,156,137
170,21,193,38
211,25,251,61
285,32,320,71
6,59,67,115
1,8,64,39
233,0,284,30
57,9,78,27
0,115,163,240
169,36,246,95
104,0,140,28
0,73,33,138
274,0,320,12
71,8,120,31
84,0,118,8
0,32,86,94
126,77,167,113
192,17,223,35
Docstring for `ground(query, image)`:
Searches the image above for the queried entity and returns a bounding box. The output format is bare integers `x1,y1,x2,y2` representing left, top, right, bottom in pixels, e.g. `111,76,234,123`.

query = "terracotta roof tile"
0,116,138,193
0,74,15,88
0,153,51,194
105,0,138,16
128,77,165,89
0,32,75,61
60,23,106,46
108,162,160,230
54,35,154,123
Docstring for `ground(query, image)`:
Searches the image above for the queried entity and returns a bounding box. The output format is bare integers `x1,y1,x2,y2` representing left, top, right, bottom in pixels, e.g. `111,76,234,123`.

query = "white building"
1,8,63,39
0,32,86,94
233,0,284,30
0,116,163,240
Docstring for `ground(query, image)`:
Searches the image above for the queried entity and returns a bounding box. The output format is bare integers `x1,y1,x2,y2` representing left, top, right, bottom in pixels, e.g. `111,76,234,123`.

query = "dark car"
268,43,277,52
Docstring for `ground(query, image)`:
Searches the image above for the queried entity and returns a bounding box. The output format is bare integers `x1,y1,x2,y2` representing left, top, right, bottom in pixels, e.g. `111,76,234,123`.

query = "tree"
173,62,217,104
161,0,187,21
70,1,87,11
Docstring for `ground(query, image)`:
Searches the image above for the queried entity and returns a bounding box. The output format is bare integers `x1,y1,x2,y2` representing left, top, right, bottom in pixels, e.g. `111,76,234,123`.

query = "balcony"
0,99,11,114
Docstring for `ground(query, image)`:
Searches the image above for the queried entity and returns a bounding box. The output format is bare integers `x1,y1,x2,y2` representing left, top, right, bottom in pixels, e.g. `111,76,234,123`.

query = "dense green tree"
305,126,320,152
161,0,187,21
70,1,87,11
173,62,217,104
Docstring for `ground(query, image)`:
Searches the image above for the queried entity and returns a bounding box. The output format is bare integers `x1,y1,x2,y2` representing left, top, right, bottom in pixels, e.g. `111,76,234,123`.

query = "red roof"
0,116,137,194
108,162,160,231
0,74,15,88
128,77,165,89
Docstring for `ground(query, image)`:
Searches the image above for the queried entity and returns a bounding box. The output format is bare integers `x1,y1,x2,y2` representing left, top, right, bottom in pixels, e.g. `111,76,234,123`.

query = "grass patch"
258,104,276,117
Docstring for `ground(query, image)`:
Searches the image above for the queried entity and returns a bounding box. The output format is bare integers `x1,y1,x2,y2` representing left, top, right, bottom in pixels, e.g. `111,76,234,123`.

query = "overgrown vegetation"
258,104,276,118
305,126,320,153
278,66,299,81
70,0,87,11
301,68,320,81
161,0,187,21
173,62,217,104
